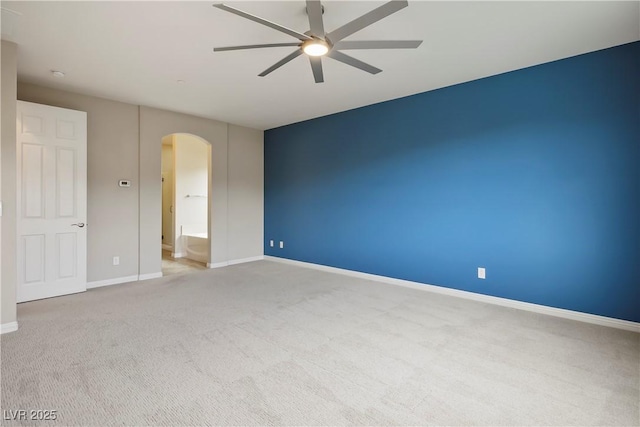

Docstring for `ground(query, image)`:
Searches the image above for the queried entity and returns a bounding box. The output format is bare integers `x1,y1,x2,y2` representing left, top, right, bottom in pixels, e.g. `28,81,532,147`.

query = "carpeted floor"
1,260,638,426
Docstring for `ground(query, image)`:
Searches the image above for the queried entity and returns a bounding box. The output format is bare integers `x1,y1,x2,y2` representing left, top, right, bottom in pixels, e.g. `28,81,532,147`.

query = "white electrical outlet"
270,240,274,247
279,241,284,249
113,256,120,266
478,267,486,279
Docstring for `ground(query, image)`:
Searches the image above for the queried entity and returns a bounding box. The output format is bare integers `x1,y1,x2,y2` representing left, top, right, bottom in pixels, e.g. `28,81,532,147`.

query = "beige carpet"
1,260,638,426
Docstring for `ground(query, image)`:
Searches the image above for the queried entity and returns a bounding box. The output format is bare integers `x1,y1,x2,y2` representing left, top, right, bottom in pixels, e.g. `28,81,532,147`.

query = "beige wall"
1,82,264,329
139,106,230,272
228,125,264,261
18,83,140,283
1,41,18,326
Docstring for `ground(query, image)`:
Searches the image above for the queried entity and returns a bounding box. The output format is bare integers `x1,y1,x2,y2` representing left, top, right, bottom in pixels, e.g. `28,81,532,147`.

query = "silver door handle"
71,223,85,228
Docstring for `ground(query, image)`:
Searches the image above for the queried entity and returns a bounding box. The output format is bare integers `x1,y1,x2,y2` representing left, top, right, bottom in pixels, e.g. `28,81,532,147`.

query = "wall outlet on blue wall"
279,241,284,249
269,240,274,247
478,268,486,279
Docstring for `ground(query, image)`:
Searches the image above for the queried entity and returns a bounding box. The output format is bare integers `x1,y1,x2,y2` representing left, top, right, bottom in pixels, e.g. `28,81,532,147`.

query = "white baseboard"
88,273,161,289
161,244,173,250
207,261,228,269
208,255,264,269
1,321,19,334
264,256,640,333
139,272,163,281
87,275,139,289
229,255,264,266
172,252,185,259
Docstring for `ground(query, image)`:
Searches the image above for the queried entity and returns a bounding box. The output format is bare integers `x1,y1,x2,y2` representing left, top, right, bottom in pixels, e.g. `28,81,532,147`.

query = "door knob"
71,222,85,228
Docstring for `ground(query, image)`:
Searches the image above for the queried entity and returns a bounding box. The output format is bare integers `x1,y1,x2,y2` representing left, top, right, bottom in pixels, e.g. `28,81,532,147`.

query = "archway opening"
160,133,211,276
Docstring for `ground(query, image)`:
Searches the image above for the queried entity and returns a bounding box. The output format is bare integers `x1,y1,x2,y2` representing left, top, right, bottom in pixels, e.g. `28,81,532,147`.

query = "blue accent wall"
264,42,640,322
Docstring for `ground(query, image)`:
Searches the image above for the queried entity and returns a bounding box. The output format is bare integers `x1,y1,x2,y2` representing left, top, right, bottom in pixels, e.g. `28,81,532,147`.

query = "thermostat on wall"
118,180,131,187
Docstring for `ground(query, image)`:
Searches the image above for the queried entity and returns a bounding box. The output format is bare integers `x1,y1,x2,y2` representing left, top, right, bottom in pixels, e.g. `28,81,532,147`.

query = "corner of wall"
1,40,18,326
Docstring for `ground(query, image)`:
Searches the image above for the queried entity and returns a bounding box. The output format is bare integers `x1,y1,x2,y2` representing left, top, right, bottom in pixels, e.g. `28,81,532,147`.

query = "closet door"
17,101,87,302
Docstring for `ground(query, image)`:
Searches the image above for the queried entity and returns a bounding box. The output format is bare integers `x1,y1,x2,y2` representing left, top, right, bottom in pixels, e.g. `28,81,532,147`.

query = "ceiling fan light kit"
212,0,422,83
302,39,330,57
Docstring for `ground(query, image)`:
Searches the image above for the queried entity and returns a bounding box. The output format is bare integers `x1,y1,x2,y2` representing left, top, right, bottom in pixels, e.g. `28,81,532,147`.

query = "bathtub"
180,226,209,263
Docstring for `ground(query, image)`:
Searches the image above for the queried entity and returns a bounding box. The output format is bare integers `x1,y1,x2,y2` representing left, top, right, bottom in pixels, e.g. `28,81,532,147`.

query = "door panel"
21,143,45,218
22,234,45,283
56,233,77,279
56,147,76,218
21,114,45,135
17,101,87,303
56,119,76,139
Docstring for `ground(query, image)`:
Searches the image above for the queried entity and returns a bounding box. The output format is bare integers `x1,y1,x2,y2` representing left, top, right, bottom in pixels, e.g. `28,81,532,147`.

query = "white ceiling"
2,1,639,130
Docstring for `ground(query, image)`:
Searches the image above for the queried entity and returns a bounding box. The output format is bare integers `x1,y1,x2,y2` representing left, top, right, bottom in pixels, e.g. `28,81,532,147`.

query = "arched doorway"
160,133,211,276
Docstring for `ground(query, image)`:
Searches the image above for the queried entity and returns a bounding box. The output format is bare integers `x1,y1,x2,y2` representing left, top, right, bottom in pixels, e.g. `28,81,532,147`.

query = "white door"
16,101,87,303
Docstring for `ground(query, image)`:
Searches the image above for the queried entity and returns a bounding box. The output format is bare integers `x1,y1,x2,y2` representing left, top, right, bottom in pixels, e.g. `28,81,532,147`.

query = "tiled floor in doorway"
162,249,207,276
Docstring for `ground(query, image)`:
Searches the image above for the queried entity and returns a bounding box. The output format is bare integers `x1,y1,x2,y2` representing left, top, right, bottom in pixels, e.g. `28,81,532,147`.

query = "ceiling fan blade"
334,40,422,50
306,1,325,38
213,4,311,42
214,43,300,52
327,50,382,75
309,56,324,83
326,0,408,44
258,49,303,77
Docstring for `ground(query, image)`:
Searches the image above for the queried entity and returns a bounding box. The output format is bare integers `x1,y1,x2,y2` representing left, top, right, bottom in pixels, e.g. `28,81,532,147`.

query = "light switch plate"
478,267,486,279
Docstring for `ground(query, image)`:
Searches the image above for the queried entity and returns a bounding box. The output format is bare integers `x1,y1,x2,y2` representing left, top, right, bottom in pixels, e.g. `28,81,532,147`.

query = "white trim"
139,272,163,281
87,275,139,289
172,252,185,259
208,255,264,269
264,256,640,333
228,255,264,266
1,321,19,334
161,244,173,250
208,261,228,269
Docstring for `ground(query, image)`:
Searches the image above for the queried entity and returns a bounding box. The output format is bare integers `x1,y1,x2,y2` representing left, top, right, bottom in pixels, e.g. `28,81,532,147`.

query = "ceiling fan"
212,0,422,83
